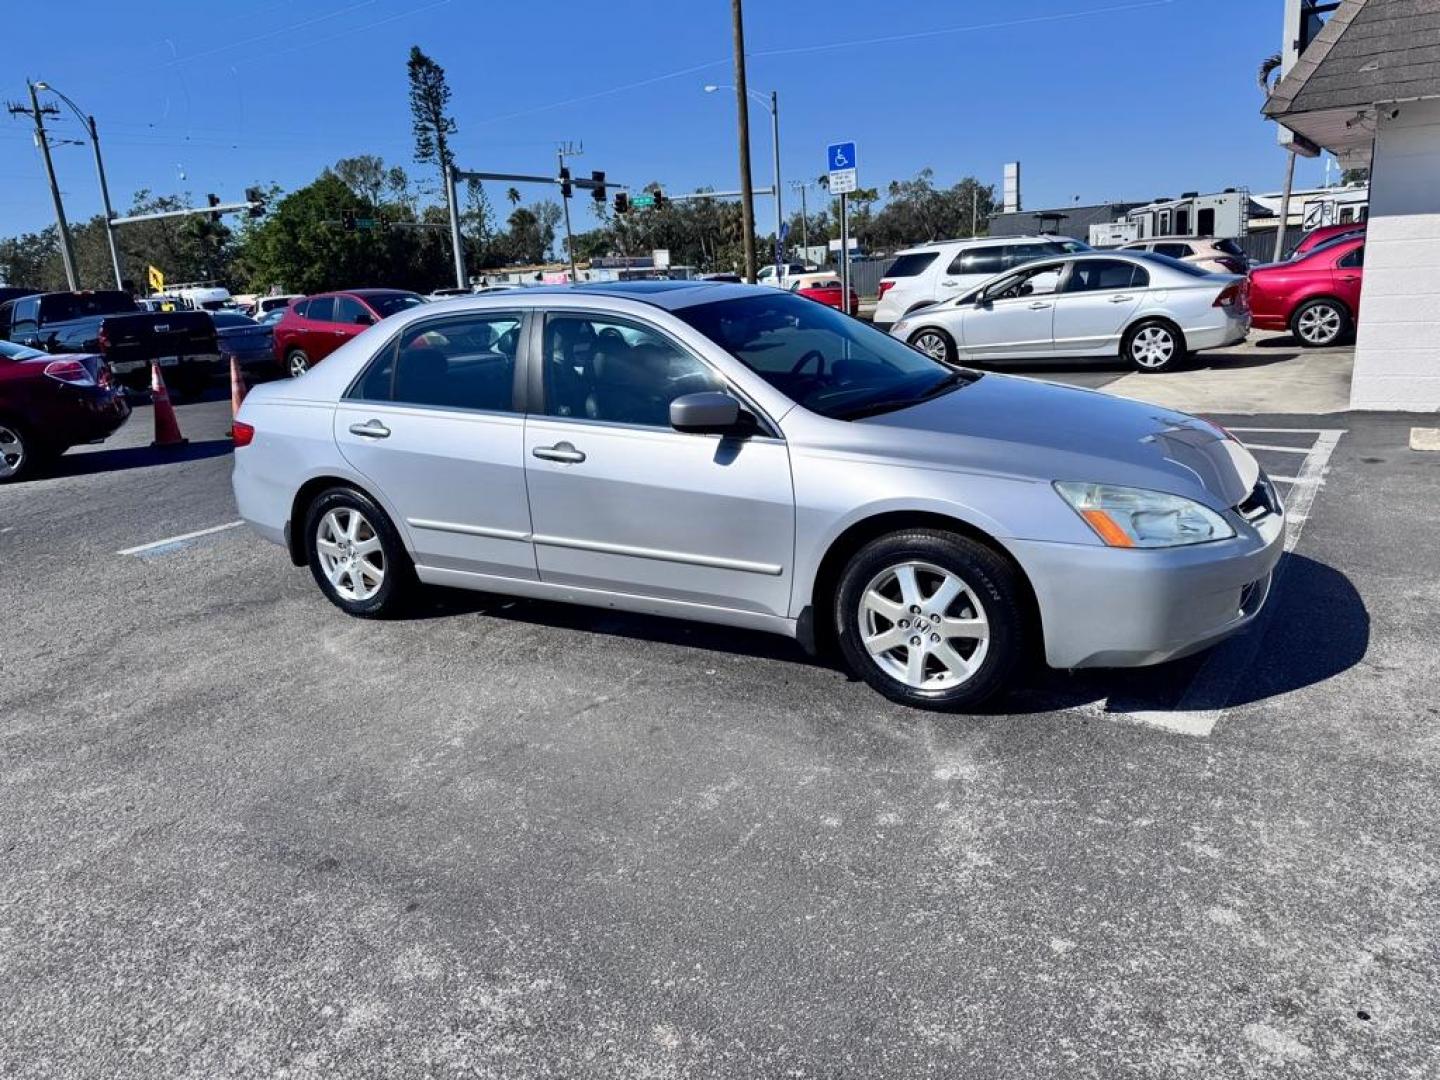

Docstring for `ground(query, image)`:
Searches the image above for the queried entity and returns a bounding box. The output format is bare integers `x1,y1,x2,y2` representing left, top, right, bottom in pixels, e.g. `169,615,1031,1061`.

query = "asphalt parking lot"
4,355,1438,1077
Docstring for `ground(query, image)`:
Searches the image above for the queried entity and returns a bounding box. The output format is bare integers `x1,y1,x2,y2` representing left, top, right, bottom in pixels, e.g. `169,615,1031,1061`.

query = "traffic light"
207,193,222,222
653,189,668,209
244,186,265,218
559,166,572,199
341,208,356,232
378,214,390,232
613,192,629,215
591,170,606,203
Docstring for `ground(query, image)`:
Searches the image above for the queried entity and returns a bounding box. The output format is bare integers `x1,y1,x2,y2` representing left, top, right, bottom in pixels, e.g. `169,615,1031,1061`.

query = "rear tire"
834,529,1026,711
286,349,311,378
1290,298,1351,347
304,487,415,618
909,327,957,365
1122,319,1185,373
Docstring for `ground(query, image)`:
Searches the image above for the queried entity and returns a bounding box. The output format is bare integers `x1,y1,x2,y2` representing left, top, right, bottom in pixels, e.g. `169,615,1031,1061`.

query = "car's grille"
1236,475,1283,522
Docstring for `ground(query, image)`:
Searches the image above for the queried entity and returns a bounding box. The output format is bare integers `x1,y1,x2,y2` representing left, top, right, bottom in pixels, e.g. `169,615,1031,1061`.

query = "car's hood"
856,372,1258,508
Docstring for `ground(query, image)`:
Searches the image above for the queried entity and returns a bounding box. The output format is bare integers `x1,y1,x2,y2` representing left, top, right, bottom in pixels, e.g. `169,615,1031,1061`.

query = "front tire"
0,419,35,483
835,529,1027,710
1291,298,1350,347
286,349,311,378
304,487,414,618
909,327,957,364
1122,320,1185,373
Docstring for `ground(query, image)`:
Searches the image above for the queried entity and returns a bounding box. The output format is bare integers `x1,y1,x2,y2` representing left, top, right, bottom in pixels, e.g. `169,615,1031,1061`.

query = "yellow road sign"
147,265,165,293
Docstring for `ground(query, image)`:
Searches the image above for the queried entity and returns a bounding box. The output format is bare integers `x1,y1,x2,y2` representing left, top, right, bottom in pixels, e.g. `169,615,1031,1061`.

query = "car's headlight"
891,320,910,336
1054,482,1235,548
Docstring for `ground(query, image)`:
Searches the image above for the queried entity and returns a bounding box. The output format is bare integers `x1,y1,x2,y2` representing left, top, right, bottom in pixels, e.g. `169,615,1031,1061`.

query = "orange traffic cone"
229,356,248,424
149,361,188,448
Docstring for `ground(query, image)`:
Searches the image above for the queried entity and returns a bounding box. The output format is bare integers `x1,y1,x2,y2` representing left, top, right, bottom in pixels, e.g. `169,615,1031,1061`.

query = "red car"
1291,221,1365,258
0,340,130,482
273,289,425,378
1248,235,1364,347
788,273,860,316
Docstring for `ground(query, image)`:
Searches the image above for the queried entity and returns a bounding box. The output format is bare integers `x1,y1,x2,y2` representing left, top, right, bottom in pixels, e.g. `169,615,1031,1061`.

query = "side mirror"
670,391,749,436
355,313,375,326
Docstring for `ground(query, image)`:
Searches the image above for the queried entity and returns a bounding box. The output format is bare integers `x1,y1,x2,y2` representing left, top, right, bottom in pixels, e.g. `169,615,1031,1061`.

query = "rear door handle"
1338,274,1360,282
532,441,585,464
941,280,958,286
1028,301,1052,309
1109,294,1134,302
348,420,390,439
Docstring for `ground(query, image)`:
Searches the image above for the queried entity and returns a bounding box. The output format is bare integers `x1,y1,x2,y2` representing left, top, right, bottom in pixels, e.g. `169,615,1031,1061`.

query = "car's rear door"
333,309,536,579
1333,242,1364,317
301,295,338,361
521,309,795,618
1049,259,1148,356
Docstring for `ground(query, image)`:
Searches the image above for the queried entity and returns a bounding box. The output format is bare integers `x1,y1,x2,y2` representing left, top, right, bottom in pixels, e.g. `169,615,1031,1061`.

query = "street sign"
147,265,165,292
653,248,671,270
632,193,656,209
827,140,857,195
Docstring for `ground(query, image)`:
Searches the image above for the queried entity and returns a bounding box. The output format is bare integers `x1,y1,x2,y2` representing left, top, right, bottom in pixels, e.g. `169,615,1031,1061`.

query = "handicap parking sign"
828,142,856,172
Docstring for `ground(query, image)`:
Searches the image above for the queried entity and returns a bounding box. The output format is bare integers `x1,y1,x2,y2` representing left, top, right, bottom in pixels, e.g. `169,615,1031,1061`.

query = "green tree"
408,46,457,187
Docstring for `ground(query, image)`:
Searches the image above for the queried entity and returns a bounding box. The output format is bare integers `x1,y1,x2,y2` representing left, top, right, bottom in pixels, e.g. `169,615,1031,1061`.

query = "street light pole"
705,83,781,282
791,181,810,263
729,0,757,283
37,83,122,289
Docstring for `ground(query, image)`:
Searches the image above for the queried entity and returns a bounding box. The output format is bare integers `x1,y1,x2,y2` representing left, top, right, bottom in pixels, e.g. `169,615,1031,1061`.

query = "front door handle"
1028,301,1052,309
941,279,958,286
1337,274,1360,282
348,420,390,439
1108,294,1134,303
533,441,586,464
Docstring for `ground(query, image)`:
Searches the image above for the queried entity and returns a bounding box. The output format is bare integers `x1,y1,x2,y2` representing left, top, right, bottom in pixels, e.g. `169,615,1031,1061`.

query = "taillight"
877,281,895,299
96,363,112,389
232,421,255,447
1213,283,1242,308
42,359,98,387
98,325,110,351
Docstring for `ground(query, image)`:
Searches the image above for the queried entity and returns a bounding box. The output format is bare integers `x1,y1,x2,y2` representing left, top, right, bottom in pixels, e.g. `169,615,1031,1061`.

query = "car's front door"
957,261,1065,360
1333,243,1364,317
333,309,536,579
522,310,795,618
1049,258,1148,356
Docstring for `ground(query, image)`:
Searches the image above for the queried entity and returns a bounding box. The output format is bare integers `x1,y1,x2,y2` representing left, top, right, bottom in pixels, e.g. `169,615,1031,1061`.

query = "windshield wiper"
830,372,972,421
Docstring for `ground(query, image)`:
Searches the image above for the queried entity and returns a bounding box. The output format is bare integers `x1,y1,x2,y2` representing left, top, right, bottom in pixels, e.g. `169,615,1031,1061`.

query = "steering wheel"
789,348,825,377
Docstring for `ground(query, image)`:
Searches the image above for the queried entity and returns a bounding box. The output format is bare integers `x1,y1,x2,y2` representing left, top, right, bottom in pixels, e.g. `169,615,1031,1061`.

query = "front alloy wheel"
858,561,989,691
0,422,29,482
910,328,955,364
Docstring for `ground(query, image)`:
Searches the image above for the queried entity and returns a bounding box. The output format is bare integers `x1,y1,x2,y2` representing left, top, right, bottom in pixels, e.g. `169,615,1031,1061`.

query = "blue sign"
779,221,790,240
828,142,856,172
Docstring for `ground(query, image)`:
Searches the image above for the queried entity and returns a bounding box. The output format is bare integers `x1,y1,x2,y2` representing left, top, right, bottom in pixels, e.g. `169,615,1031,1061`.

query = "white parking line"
117,520,244,557
1111,429,1345,738
1242,444,1311,455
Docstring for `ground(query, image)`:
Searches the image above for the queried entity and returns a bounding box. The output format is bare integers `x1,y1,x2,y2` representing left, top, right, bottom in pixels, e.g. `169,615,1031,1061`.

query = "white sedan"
890,252,1249,373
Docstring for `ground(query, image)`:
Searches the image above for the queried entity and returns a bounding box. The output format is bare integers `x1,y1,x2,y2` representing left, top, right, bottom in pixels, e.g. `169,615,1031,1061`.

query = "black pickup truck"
0,290,220,396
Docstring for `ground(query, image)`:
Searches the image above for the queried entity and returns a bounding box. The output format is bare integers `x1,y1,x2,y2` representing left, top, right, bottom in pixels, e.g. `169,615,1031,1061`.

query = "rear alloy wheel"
836,530,1026,710
1123,321,1183,373
287,349,311,378
0,421,32,483
1291,299,1350,347
305,488,413,617
909,328,956,364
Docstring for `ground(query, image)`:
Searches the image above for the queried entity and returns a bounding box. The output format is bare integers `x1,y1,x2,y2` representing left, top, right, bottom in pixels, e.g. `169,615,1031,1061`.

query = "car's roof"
893,234,1070,256
323,287,421,298
512,280,753,310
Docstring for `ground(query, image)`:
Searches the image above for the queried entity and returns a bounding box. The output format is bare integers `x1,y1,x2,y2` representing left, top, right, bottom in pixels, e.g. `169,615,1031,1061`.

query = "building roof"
988,202,1144,239
1265,0,1440,120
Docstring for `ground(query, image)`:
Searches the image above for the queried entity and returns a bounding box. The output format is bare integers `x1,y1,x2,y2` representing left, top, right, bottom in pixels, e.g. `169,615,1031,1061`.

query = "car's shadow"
401,553,1368,718
32,438,235,481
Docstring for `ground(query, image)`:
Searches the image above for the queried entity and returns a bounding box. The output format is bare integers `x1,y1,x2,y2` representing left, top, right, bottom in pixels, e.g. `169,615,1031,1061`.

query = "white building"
1265,0,1440,411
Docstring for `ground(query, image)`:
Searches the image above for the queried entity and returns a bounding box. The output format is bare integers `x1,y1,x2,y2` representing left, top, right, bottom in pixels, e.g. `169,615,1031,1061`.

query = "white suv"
873,236,1081,329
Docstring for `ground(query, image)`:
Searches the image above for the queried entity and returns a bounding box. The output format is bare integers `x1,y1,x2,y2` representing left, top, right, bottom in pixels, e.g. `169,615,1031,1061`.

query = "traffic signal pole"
445,164,466,289
558,148,579,281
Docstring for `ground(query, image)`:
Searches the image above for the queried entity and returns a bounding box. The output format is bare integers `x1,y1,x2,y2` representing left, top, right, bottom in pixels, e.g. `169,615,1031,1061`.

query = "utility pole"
769,89,782,278
35,83,121,289
557,142,582,281
9,82,78,289
1272,150,1297,262
730,0,757,282
972,187,979,237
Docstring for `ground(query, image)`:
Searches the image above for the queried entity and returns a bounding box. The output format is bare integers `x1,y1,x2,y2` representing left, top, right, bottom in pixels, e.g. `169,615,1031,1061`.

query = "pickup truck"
0,290,220,397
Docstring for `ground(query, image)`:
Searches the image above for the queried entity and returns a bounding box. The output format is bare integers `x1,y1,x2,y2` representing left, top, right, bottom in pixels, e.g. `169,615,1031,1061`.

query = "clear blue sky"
2,0,1339,239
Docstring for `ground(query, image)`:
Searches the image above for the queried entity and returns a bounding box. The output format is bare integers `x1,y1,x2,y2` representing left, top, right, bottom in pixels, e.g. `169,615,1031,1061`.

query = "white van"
873,236,1082,329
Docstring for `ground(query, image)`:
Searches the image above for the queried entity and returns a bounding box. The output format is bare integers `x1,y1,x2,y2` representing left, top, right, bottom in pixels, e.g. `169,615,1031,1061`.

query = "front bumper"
1010,507,1285,669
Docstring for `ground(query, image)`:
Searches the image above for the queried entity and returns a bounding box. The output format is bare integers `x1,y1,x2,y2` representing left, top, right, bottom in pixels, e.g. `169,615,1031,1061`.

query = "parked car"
251,293,303,318
873,236,1081,330
211,311,277,374
699,273,744,283
0,339,131,482
428,287,471,300
889,252,1249,373
0,290,219,396
756,263,808,288
257,307,288,328
272,289,425,377
1290,222,1365,258
788,272,860,316
0,286,39,308
232,282,1283,711
1248,235,1364,347
1118,236,1248,274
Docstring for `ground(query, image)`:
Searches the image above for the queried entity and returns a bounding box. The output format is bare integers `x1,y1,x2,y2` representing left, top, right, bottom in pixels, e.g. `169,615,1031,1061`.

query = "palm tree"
506,187,521,208
1258,52,1282,96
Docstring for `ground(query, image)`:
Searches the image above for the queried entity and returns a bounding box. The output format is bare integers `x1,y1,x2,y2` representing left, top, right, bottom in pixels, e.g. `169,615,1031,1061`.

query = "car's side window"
1338,245,1364,269
335,296,373,326
541,312,724,429
306,296,335,323
10,297,39,336
948,246,1005,276
349,312,522,412
986,262,1064,301
1065,260,1149,293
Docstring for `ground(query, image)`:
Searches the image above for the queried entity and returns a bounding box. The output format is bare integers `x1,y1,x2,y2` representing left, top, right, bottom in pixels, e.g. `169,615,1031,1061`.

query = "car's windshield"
0,340,46,361
675,292,977,420
39,291,136,321
367,292,426,317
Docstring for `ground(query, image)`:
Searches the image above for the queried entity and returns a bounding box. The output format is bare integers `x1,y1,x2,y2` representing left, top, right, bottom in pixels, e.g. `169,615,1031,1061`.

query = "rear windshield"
1135,252,1214,277
1213,237,1245,257
882,252,940,279
211,312,257,328
39,292,137,322
367,292,427,318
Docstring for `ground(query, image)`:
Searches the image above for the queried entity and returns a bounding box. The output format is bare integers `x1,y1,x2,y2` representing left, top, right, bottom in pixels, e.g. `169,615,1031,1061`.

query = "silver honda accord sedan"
232,281,1284,710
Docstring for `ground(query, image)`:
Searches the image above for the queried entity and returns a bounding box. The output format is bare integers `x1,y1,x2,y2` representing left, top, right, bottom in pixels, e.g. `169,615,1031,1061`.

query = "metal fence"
825,256,895,299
